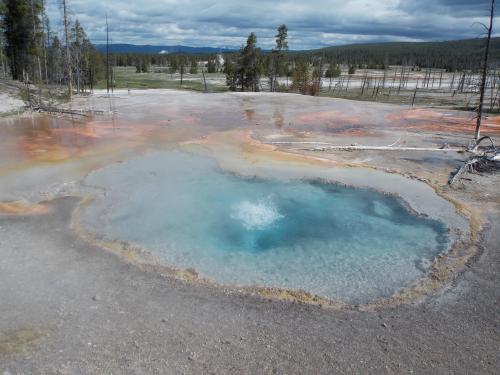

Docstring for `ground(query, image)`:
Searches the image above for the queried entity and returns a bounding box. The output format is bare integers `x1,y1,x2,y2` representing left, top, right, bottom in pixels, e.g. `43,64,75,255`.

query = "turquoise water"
83,151,449,303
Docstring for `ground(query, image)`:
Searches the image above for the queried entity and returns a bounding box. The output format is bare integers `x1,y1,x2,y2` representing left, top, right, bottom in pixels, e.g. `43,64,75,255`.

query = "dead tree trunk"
106,15,110,94
382,63,388,88
458,72,466,92
62,0,72,99
475,0,495,141
41,0,49,85
411,79,420,107
110,37,114,94
202,71,208,92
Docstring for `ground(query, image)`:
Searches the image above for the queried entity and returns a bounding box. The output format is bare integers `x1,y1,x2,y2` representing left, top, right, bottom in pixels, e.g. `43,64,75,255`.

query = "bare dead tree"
202,71,208,92
110,36,114,94
450,2,499,185
62,0,72,99
382,57,388,88
450,72,456,90
180,58,184,86
411,79,419,107
397,66,405,94
106,14,110,94
316,57,323,94
475,0,495,141
361,69,368,95
41,0,49,85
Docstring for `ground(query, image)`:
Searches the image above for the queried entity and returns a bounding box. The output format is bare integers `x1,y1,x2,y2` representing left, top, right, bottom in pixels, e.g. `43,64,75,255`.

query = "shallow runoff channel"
78,148,470,304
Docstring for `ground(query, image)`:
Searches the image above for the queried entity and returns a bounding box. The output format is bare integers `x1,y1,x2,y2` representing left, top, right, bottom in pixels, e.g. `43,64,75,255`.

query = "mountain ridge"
95,38,500,56
94,43,236,54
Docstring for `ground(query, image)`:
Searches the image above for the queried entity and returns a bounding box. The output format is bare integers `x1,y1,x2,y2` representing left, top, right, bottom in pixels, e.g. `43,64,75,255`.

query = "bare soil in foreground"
0,90,499,374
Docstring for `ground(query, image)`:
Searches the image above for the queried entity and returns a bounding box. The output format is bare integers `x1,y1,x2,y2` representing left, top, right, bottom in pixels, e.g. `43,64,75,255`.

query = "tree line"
109,53,221,75
302,38,500,72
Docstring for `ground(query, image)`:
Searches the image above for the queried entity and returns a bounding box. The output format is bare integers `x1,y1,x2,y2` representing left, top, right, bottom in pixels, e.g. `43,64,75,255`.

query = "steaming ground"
0,89,499,373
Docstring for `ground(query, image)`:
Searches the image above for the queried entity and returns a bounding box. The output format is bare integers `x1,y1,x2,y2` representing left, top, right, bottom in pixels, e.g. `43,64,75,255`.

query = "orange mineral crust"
387,108,500,135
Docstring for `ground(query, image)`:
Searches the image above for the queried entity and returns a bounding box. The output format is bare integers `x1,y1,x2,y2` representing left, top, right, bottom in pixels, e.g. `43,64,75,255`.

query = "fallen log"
33,106,106,117
268,141,463,153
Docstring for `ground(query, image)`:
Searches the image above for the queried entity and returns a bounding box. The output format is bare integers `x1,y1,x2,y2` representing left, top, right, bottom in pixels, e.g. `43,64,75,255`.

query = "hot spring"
80,151,450,303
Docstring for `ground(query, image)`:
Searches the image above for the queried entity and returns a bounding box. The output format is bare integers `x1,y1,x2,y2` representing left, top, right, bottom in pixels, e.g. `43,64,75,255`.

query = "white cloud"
45,0,499,49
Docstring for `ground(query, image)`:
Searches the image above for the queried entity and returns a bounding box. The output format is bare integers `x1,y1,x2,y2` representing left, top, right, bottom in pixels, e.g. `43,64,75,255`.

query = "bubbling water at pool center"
80,151,451,303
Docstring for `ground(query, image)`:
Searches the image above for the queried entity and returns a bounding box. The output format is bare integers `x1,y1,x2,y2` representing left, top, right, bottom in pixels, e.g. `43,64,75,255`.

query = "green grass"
95,67,228,93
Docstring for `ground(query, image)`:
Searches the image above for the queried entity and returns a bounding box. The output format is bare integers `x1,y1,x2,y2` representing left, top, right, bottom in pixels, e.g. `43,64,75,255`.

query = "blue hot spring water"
82,151,450,303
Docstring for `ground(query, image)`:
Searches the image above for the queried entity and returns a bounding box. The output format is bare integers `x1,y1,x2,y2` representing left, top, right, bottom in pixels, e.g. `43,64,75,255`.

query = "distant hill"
299,38,500,70
95,43,236,54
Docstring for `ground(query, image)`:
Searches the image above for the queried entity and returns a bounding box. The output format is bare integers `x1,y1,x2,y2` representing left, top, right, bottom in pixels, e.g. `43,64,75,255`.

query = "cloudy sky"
46,0,498,49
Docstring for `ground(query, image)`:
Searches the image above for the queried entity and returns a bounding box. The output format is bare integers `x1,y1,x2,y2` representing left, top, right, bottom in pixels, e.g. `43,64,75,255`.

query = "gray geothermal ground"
0,90,499,374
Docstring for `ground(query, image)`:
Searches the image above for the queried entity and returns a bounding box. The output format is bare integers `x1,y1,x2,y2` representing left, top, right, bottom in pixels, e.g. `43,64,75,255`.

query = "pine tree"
269,24,288,91
291,61,310,95
325,63,341,79
179,56,185,85
0,28,7,77
1,0,40,81
207,59,216,73
224,58,238,90
238,32,261,91
48,35,63,84
189,58,198,74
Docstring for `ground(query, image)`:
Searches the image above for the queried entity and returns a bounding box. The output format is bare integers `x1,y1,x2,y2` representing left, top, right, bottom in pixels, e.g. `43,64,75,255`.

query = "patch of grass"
318,88,475,108
0,327,49,355
95,68,228,93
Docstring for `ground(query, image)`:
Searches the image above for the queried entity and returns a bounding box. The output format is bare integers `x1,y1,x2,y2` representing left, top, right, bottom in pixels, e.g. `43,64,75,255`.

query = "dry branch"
449,135,500,185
